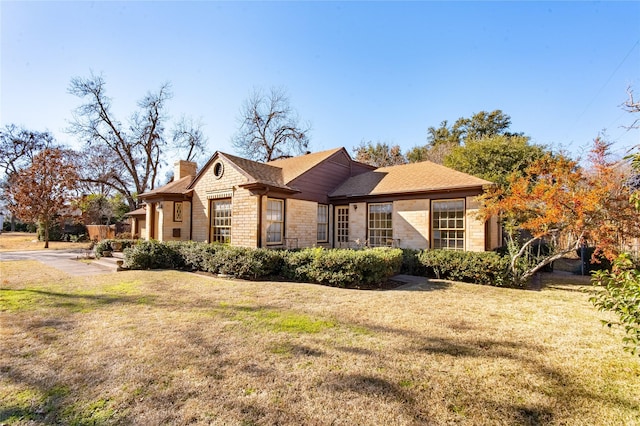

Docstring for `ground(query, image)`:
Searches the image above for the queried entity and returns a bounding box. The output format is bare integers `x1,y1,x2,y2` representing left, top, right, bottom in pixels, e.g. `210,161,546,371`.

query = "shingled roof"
217,152,293,190
330,161,493,198
267,148,345,184
138,175,194,199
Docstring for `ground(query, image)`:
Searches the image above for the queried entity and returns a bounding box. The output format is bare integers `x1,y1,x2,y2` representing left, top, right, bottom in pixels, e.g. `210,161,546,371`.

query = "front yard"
1,260,639,425
0,232,91,252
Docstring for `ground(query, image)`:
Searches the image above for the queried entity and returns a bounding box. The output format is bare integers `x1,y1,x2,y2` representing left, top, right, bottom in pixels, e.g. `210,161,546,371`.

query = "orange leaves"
6,148,79,225
481,138,640,259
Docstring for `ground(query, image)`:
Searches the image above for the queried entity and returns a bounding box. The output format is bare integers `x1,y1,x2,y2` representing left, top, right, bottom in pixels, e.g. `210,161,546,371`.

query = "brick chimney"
174,160,197,180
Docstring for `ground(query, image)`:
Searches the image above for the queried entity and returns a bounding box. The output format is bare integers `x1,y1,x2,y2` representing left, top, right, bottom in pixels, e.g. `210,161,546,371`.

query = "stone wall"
190,157,257,246
393,199,430,249
465,196,485,252
284,199,320,248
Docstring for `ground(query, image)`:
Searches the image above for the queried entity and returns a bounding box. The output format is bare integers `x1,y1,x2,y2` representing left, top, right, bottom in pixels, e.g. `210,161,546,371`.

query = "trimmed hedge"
119,241,512,288
418,249,510,287
121,241,402,287
122,240,184,270
281,247,403,287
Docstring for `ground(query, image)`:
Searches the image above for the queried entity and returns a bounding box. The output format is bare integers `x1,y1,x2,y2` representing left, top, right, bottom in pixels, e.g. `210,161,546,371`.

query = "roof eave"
329,184,489,201
239,182,300,194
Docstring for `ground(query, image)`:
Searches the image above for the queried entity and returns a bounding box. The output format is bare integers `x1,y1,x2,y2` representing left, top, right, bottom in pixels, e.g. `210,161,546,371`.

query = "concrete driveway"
0,249,115,276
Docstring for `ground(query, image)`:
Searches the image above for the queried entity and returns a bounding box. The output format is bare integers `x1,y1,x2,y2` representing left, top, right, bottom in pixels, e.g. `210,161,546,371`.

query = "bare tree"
75,145,125,197
0,125,56,177
406,142,456,165
68,73,208,209
353,141,407,167
623,86,640,130
232,87,311,162
172,115,208,163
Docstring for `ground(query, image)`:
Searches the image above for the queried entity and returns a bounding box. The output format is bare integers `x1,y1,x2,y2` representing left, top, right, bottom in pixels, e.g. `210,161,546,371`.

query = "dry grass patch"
1,261,639,425
0,232,91,251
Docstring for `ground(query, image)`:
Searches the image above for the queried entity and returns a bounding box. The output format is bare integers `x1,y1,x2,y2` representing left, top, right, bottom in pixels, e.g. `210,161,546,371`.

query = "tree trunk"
43,221,49,249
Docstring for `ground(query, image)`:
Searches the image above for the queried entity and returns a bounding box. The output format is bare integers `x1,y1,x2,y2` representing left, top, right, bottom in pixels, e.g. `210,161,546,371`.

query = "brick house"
130,147,501,251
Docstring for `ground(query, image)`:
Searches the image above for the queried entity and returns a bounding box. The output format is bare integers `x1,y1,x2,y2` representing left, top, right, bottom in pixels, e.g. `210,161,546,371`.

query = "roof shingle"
139,175,194,198
267,148,344,184
330,161,492,198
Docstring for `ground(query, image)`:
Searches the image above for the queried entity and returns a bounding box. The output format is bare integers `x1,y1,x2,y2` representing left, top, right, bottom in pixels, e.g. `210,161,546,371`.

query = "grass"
1,260,639,425
0,232,92,251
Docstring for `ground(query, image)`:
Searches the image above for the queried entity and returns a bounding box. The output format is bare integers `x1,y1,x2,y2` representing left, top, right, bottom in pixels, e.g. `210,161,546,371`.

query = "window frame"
173,201,183,222
317,204,329,243
431,198,465,251
368,202,393,247
266,198,285,245
209,198,232,244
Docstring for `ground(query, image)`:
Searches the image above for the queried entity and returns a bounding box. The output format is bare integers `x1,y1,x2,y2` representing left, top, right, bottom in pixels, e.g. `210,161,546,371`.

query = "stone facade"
284,199,326,248
465,196,486,252
348,202,368,245
394,199,430,250
190,157,254,244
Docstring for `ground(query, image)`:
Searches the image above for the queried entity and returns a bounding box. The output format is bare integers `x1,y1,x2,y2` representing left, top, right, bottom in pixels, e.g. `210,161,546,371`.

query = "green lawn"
1,260,639,425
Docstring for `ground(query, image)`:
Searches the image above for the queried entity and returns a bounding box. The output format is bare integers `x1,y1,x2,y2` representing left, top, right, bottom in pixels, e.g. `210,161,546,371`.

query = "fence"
86,223,131,241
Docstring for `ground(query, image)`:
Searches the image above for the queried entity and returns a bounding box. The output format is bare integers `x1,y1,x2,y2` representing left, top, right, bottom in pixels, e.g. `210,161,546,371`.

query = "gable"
272,148,375,204
188,151,293,192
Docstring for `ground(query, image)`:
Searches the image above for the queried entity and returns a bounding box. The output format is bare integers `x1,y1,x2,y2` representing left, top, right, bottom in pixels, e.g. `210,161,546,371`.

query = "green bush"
281,247,402,288
418,249,510,287
214,247,285,279
589,254,640,356
94,239,136,258
121,241,402,287
171,241,221,271
37,221,63,242
122,241,184,270
400,248,426,276
281,248,316,282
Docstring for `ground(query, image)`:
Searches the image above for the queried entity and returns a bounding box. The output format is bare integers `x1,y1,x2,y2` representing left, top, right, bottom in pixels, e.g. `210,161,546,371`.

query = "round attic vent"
213,161,224,179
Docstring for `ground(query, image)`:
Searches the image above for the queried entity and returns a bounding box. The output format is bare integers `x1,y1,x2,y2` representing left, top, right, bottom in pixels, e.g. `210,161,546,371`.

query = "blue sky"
2,1,639,165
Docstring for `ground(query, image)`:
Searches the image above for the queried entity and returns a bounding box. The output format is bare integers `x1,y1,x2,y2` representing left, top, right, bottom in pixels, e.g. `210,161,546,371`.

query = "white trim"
206,189,233,199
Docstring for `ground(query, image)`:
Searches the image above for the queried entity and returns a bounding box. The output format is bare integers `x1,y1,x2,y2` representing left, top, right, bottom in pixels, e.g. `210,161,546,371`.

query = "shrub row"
121,241,403,288
119,240,512,288
415,249,511,287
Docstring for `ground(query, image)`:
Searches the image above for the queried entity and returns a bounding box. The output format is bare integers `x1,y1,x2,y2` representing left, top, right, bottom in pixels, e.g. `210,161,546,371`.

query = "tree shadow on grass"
0,288,156,311
326,373,431,423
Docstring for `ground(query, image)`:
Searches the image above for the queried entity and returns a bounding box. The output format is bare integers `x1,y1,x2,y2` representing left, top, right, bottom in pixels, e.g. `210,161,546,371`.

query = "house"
130,147,501,251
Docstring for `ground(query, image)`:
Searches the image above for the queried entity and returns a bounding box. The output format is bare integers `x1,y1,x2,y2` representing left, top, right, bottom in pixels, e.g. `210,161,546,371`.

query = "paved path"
0,249,116,276
390,274,450,291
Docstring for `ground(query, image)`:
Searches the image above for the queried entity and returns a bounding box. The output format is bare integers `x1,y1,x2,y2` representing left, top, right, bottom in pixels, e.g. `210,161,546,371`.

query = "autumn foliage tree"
6,148,79,248
480,137,640,285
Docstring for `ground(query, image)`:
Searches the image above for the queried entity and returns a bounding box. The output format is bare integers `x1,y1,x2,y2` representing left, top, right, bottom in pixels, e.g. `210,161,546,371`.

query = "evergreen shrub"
418,249,510,286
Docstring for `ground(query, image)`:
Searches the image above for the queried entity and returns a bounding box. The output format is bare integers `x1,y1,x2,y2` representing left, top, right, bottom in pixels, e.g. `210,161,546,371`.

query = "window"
213,161,224,179
336,206,349,245
432,199,465,251
174,202,183,222
317,204,328,242
266,198,284,244
368,203,392,247
210,199,232,243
